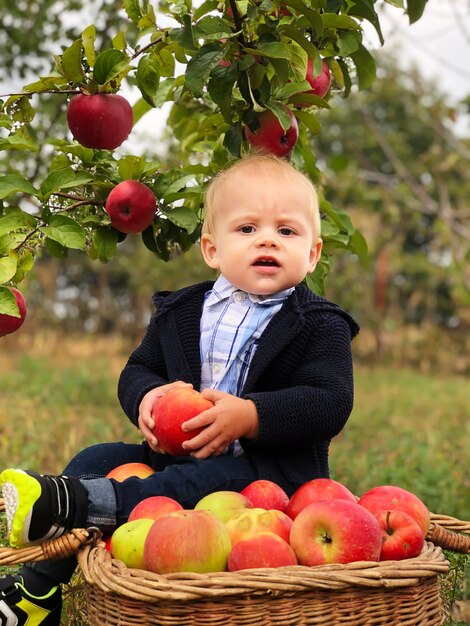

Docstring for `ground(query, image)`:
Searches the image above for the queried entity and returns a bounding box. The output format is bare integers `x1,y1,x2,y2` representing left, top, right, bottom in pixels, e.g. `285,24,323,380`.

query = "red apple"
286,478,357,520
151,387,214,457
128,495,183,522
225,507,293,545
67,93,133,150
105,180,157,234
289,498,383,566
110,518,154,569
228,532,297,571
302,59,331,102
0,287,27,337
106,462,155,482
241,480,289,512
144,509,231,574
244,107,299,157
376,510,425,561
195,490,253,523
358,485,430,535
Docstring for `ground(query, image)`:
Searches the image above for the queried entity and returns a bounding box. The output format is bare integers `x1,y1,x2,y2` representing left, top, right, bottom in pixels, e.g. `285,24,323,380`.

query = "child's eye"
279,227,295,236
239,225,254,233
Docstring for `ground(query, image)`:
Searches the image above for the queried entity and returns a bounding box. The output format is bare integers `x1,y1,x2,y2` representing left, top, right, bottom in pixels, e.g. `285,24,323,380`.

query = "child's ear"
307,238,323,273
200,234,220,269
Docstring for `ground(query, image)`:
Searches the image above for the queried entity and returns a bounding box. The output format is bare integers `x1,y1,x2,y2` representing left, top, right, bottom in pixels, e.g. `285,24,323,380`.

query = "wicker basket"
1,510,469,626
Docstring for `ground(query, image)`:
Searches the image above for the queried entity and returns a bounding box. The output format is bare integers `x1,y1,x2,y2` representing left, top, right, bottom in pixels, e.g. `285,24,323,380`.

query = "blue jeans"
29,441,257,585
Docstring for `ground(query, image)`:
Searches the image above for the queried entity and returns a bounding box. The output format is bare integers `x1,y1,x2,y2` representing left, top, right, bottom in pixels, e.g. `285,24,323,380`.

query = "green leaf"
40,215,87,250
223,125,243,158
0,209,37,237
93,49,130,85
113,32,127,52
118,156,147,180
61,39,86,83
168,16,197,53
0,254,18,284
44,238,68,258
0,286,21,317
278,25,319,62
136,54,161,107
321,13,361,30
82,25,96,68
12,250,34,283
264,102,294,130
349,0,384,45
163,206,199,233
406,0,428,24
193,16,234,41
124,0,142,22
292,109,321,134
252,41,292,60
280,0,323,35
92,227,118,261
22,75,67,93
350,44,376,90
39,169,93,199
186,48,225,97
0,175,38,200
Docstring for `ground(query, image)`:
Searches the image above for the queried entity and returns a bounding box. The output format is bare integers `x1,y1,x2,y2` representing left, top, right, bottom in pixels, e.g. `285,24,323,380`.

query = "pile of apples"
105,465,430,575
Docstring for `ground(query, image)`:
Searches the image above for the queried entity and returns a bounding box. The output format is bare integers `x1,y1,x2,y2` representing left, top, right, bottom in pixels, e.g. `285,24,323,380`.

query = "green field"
0,332,468,624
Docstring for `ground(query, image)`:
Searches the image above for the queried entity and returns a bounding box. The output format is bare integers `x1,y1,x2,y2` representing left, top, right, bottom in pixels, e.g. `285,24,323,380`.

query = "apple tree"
0,0,430,331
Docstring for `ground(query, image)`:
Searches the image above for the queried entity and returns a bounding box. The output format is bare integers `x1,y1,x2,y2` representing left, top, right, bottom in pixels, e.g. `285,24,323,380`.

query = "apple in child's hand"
286,477,357,520
105,180,157,234
144,510,231,574
376,510,425,561
289,499,383,566
358,485,430,535
195,490,253,523
106,462,155,482
241,480,289,512
0,287,27,337
67,93,133,150
228,532,297,571
244,107,299,157
151,388,214,456
225,508,293,545
128,495,183,522
110,518,154,569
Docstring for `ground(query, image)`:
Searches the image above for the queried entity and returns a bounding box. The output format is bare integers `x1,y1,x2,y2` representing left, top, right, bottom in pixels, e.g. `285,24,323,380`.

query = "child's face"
201,168,323,295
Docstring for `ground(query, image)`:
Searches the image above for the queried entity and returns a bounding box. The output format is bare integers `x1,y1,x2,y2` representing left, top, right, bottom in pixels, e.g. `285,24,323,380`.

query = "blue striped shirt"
200,275,293,455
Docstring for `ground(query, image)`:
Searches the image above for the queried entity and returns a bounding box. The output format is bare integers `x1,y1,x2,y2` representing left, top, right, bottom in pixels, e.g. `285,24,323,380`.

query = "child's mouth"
253,257,280,267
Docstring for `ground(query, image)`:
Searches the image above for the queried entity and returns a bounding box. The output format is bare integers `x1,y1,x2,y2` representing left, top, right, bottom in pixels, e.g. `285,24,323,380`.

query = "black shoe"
0,469,88,548
0,575,62,626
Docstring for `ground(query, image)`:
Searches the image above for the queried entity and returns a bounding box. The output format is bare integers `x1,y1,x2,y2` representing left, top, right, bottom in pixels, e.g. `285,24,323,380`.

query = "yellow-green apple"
289,499,383,566
110,518,154,569
225,507,293,545
286,477,357,520
195,490,253,523
241,480,289,512
151,387,214,456
244,107,299,157
128,495,183,522
357,485,430,535
376,510,425,561
0,287,27,337
144,509,231,574
67,93,133,150
106,462,155,482
228,532,297,571
105,180,157,234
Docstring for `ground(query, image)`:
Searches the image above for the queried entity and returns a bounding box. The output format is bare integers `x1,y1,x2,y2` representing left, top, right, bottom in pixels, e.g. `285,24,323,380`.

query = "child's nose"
256,230,279,247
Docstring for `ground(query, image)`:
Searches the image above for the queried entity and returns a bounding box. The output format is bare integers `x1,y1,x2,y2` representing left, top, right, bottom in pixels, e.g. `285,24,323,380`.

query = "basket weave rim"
77,541,449,603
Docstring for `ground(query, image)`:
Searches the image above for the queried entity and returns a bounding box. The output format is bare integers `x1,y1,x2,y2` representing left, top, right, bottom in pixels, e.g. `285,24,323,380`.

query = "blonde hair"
202,154,321,240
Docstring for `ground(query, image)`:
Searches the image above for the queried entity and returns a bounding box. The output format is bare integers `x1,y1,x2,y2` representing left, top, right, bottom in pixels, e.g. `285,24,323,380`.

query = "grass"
0,331,468,624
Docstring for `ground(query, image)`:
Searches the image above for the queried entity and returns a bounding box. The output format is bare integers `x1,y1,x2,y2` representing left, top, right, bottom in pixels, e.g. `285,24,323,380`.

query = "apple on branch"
67,93,134,150
244,107,299,157
0,287,27,337
289,498,383,566
105,180,157,234
296,59,331,107
151,387,214,456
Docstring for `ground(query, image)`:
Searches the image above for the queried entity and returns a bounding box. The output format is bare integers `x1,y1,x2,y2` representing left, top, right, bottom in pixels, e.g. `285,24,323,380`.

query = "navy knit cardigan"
118,281,360,496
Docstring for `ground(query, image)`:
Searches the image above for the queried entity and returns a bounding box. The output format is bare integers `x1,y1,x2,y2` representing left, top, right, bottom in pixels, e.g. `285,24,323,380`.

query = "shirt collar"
206,275,294,307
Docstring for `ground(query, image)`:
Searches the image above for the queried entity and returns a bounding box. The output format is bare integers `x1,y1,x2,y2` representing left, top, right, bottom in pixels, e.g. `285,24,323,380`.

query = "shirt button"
212,363,221,373
235,292,245,301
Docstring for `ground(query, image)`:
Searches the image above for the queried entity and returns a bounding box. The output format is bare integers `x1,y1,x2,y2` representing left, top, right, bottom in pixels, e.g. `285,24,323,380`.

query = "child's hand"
181,389,259,459
138,381,193,452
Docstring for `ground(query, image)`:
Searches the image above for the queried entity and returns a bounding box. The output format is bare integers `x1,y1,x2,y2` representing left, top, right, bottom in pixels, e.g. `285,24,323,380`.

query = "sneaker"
0,575,61,626
0,469,88,548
